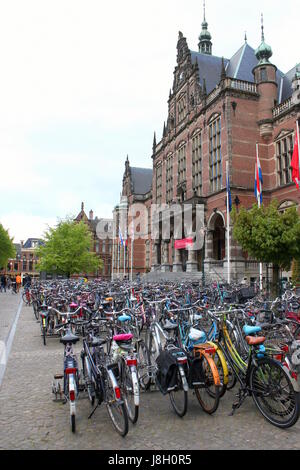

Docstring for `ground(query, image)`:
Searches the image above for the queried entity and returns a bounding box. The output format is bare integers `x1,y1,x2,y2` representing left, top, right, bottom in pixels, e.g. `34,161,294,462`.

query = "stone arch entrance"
207,211,226,261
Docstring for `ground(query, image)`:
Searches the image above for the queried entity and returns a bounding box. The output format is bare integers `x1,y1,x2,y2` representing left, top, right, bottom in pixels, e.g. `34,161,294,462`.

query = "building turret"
252,14,277,140
198,1,212,55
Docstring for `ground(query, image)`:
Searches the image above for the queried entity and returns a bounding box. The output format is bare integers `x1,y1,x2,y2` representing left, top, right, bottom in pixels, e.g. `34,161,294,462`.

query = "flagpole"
117,236,120,278
111,221,115,281
124,243,126,279
256,143,263,292
130,236,133,282
226,161,231,284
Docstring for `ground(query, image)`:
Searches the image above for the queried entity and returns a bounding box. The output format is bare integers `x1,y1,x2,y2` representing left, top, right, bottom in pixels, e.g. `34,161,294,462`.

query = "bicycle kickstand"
88,402,100,420
229,389,247,416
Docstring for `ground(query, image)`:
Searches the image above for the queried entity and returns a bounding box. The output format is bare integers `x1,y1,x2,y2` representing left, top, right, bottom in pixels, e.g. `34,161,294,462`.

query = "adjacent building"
74,202,113,279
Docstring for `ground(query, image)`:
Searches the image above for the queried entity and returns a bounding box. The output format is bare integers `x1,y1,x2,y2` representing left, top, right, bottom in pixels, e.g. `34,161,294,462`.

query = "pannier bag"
155,347,186,395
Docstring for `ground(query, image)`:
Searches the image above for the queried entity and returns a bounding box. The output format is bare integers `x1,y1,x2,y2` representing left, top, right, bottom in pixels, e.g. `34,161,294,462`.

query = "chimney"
89,210,94,220
20,240,24,248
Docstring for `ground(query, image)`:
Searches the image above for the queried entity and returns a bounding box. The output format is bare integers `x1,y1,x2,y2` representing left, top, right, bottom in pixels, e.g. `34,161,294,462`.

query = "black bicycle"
218,321,300,429
80,320,129,437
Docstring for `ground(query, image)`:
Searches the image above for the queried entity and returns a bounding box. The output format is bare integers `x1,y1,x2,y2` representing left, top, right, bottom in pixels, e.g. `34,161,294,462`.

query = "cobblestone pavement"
0,296,300,450
0,291,21,343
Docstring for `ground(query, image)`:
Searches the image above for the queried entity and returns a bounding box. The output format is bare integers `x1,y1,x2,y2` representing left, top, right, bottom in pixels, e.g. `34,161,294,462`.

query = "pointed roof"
190,41,296,104
130,167,153,195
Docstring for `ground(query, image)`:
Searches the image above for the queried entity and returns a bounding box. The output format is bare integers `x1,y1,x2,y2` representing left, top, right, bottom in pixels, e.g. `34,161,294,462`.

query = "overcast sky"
0,0,299,243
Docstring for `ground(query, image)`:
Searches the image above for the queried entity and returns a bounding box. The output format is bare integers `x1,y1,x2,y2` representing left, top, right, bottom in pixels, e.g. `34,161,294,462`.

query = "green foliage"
0,224,16,269
232,200,300,270
36,219,103,277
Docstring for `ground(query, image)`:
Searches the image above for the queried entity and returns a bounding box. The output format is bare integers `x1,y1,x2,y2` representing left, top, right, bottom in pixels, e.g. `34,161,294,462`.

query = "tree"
0,224,16,269
36,219,103,278
232,200,300,296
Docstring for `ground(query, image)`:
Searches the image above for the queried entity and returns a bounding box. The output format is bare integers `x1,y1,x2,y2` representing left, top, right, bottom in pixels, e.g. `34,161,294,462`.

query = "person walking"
11,275,17,294
7,276,11,291
0,274,7,293
16,273,22,293
24,273,32,289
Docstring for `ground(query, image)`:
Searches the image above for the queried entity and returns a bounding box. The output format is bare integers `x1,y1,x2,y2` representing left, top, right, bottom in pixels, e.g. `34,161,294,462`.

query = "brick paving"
0,295,300,450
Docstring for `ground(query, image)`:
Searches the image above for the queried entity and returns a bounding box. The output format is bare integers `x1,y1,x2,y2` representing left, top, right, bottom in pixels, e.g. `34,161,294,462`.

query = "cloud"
0,0,299,242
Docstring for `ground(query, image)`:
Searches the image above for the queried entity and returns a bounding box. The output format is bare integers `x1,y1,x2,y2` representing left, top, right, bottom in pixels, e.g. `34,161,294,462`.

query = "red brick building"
74,203,113,279
117,13,300,283
113,158,152,279
0,238,43,281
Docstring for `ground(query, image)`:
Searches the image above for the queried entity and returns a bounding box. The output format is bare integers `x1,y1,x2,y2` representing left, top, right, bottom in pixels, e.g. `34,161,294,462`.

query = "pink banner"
174,238,193,249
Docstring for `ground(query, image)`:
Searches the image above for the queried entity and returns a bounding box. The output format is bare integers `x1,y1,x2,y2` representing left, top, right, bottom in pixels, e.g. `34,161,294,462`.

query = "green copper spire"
255,14,273,64
198,0,212,55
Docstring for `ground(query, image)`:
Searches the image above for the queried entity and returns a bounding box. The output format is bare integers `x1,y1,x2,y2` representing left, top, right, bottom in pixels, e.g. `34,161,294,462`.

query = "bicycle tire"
147,330,161,365
71,414,76,433
121,364,139,424
250,357,300,429
194,354,220,414
82,354,95,406
33,302,39,320
42,327,46,346
137,340,152,391
106,374,129,437
169,367,188,418
22,293,29,305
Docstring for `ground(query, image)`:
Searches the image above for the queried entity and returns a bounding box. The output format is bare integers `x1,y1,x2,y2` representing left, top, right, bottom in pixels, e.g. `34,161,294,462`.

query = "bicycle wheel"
250,357,300,429
147,330,161,364
33,302,39,320
137,340,152,390
121,363,139,424
22,293,29,305
82,354,95,406
71,414,76,433
105,373,129,437
226,363,237,390
194,354,220,414
169,367,188,418
211,349,227,398
42,327,46,346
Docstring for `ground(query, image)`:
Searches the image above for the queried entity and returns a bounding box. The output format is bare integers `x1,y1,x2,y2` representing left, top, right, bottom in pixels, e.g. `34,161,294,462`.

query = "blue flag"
226,169,232,212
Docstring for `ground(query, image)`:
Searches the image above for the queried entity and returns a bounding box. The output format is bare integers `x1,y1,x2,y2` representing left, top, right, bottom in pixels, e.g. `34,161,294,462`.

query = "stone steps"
141,271,204,283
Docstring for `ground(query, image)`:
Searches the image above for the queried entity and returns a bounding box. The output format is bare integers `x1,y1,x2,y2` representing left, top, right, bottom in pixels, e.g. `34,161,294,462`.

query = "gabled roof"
23,238,43,249
130,167,153,195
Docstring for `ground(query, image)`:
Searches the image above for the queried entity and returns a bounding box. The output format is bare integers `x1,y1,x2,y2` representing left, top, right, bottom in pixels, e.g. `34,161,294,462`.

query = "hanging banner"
174,238,193,249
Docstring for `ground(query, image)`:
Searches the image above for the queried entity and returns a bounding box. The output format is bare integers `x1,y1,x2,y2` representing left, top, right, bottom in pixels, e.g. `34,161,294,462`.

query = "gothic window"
178,96,186,122
166,154,173,204
156,164,162,205
192,132,202,196
209,116,222,192
177,144,186,186
276,133,293,186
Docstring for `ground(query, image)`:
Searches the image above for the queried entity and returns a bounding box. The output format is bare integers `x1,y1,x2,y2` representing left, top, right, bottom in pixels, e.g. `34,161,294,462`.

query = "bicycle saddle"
60,332,80,345
118,314,131,322
245,336,266,346
189,328,206,341
163,320,178,331
113,333,133,342
243,325,261,336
